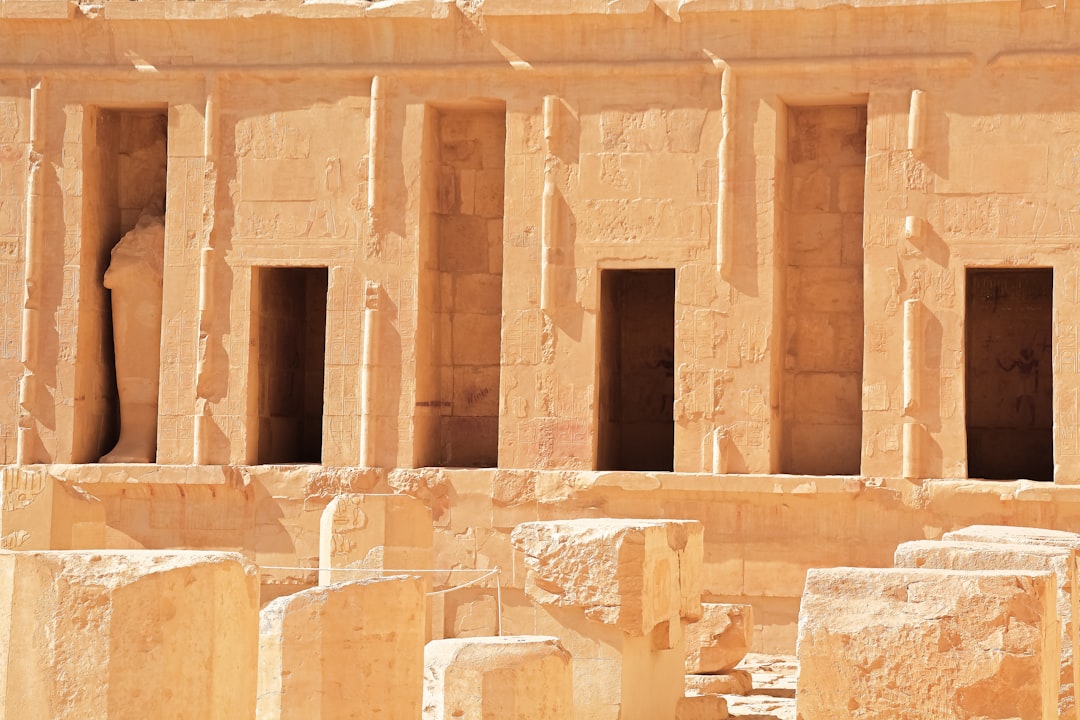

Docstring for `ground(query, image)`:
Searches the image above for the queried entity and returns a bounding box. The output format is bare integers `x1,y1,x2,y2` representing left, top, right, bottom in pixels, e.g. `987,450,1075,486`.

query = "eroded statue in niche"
99,211,165,463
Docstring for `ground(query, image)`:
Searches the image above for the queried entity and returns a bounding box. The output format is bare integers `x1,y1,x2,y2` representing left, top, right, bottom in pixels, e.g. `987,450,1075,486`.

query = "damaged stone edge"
1,0,1028,21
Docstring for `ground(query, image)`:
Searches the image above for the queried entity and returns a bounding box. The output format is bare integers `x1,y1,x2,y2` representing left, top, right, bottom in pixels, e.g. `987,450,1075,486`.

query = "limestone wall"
0,0,1074,479
5,0,1080,658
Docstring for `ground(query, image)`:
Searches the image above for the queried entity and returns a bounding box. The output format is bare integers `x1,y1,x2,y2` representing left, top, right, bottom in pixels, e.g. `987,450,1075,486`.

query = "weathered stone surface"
510,519,704,635
422,636,572,720
258,575,426,720
0,550,258,720
797,567,1059,720
897,537,1080,720
676,693,729,720
512,519,702,720
319,494,433,585
685,670,753,696
944,525,1080,550
685,602,754,673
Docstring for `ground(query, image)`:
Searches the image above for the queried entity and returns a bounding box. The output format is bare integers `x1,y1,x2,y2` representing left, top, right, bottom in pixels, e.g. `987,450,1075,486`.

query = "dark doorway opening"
597,269,675,471
253,266,328,464
966,268,1053,481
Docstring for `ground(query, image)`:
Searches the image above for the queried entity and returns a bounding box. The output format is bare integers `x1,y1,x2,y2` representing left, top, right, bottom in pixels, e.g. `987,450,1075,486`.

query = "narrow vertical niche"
780,104,867,476
252,266,328,464
597,269,675,472
966,268,1053,481
76,107,168,463
419,103,506,468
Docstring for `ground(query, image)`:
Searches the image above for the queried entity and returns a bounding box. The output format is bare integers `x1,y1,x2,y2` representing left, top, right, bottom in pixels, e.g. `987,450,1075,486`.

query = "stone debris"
686,669,753,697
676,693,729,720
685,602,754,674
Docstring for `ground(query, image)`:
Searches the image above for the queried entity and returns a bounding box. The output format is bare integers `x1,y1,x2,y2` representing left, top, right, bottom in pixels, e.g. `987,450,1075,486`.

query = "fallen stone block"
797,567,1059,720
676,693,729,720
258,575,426,720
896,538,1080,720
0,549,258,720
511,518,704,635
685,602,753,673
685,670,753,696
423,635,571,720
319,493,433,585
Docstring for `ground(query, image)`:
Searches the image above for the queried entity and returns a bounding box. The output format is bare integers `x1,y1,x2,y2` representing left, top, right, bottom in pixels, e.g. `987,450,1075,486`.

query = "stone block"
513,519,703,720
896,539,1080,720
944,525,1080,550
676,694,729,720
685,670,753,696
258,576,426,720
510,519,704,636
0,467,106,551
423,636,571,720
319,494,433,586
797,567,1059,720
685,603,754,673
0,550,258,720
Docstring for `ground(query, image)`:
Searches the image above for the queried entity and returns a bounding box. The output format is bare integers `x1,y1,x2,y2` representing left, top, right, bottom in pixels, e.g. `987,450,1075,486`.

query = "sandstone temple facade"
2,0,1080,717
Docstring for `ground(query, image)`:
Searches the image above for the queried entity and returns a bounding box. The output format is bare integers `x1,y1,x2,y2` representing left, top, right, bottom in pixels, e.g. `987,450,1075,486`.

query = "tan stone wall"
3,1,1076,477
6,0,1080,657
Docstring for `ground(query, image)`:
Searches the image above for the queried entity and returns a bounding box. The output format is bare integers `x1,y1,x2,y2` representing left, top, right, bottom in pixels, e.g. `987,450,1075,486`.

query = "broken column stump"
797,567,1060,720
511,518,703,720
258,575,426,720
422,636,572,720
0,549,258,720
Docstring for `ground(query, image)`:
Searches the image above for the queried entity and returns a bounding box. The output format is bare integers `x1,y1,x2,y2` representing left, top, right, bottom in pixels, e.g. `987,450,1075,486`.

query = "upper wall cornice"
0,0,1024,21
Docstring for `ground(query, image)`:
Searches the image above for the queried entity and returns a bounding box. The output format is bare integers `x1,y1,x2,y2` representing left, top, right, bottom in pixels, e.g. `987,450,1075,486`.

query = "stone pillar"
511,519,704,720
798,567,1059,720
258,576,426,720
0,550,258,720
423,636,572,720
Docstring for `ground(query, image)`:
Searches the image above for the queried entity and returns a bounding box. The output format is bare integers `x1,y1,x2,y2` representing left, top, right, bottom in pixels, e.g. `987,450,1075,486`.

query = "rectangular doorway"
252,266,328,464
597,269,675,471
966,268,1053,481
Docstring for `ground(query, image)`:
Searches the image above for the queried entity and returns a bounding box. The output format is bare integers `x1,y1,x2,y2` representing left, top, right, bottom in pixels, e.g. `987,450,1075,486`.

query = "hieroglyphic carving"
1,466,45,512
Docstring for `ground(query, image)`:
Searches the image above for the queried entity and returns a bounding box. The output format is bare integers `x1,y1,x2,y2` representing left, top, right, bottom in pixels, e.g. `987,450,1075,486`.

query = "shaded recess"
780,105,866,476
251,266,328,464
966,268,1053,481
598,269,675,472
76,108,167,463
416,104,506,468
